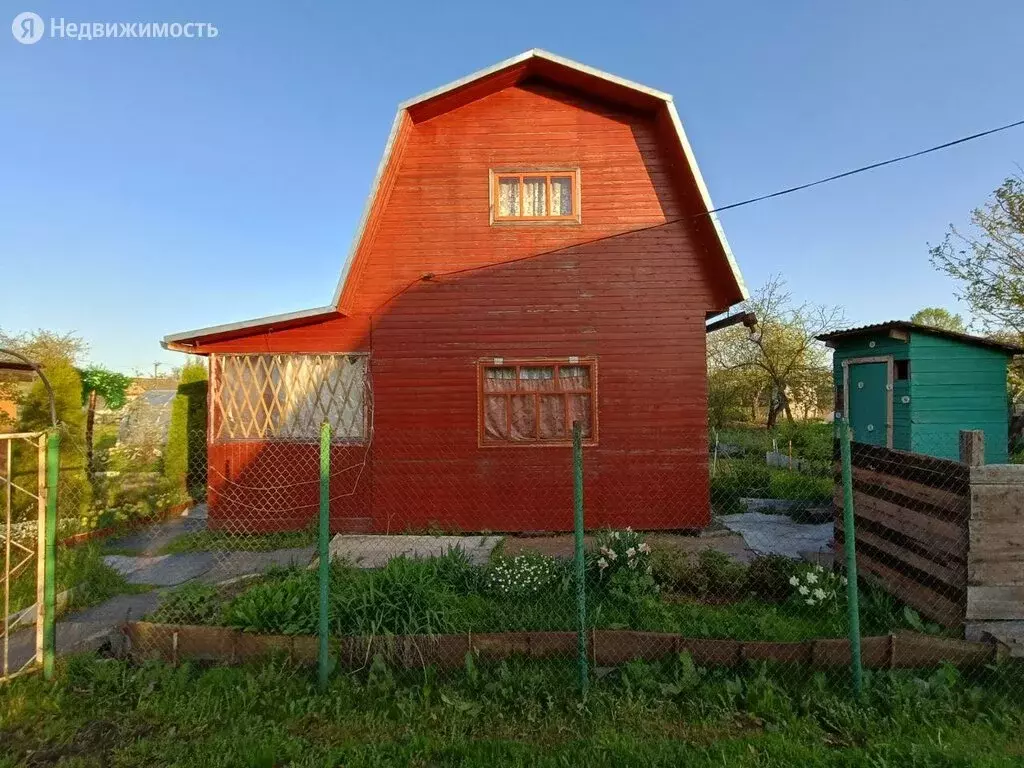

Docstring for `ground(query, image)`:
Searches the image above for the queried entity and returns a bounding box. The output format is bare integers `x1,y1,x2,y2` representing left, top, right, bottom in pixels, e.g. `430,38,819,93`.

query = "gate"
1,431,46,681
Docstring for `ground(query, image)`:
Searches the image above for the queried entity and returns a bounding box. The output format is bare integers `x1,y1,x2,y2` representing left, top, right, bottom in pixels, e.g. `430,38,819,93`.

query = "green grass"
7,542,143,616
159,528,316,555
146,554,911,642
1,653,1022,767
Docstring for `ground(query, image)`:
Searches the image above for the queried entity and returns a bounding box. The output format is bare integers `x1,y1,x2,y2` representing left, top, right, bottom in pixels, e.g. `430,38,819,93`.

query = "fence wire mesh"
6,369,1021,699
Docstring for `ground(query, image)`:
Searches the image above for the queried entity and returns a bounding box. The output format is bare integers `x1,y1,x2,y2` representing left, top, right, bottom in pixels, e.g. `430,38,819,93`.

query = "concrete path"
327,534,501,568
717,512,833,560
198,547,315,582
103,547,317,587
104,512,206,557
103,553,218,586
4,592,160,674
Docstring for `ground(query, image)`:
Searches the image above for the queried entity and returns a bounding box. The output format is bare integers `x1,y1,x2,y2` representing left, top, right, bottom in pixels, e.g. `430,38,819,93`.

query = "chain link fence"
5,364,1020,700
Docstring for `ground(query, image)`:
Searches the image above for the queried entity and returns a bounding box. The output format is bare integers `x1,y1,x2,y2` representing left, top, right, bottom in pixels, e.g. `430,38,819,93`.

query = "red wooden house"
163,50,748,534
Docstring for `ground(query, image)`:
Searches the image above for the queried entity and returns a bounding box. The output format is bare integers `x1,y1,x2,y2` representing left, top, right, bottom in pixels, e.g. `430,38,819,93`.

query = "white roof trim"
162,49,746,349
162,305,337,348
664,101,748,301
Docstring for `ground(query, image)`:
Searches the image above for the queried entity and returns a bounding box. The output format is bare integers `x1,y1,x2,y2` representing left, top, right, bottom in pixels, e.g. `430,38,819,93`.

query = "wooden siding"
835,442,970,627
908,332,1010,464
193,82,723,532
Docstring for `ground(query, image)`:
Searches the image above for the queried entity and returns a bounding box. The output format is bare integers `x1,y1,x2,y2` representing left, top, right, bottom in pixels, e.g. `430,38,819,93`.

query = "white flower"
600,546,611,557
612,531,621,540
626,527,633,533
805,572,819,584
597,557,608,570
606,549,617,561
627,558,638,569
788,576,800,586
805,598,816,606
798,585,809,596
626,547,637,558
840,576,848,586
638,542,650,554
812,588,826,600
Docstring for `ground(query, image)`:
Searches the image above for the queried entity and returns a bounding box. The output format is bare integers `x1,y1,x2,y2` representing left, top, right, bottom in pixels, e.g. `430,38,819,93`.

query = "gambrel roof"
164,49,747,350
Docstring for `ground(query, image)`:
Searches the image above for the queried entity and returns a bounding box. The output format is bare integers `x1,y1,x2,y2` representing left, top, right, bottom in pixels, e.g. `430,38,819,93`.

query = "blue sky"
2,0,1022,373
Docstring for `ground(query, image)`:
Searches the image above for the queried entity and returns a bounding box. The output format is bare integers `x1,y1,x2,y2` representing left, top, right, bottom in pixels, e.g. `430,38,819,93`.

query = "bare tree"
708,276,845,427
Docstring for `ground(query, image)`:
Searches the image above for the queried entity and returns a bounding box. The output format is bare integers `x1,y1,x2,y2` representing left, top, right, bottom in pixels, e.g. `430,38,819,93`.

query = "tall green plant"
163,360,208,502
16,359,92,522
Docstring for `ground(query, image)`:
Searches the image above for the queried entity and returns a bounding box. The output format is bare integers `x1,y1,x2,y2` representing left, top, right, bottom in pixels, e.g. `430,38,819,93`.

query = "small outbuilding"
818,321,1022,464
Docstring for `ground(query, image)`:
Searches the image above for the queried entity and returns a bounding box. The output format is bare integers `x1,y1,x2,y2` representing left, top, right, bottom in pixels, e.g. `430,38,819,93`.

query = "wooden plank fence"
834,442,971,627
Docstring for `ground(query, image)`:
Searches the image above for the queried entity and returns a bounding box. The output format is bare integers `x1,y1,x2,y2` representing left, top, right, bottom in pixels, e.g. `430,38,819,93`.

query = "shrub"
745,555,801,601
15,359,92,523
696,549,747,600
651,548,709,597
427,547,482,595
652,548,746,601
225,569,318,634
484,553,563,598
163,360,208,502
711,460,771,511
767,471,832,504
150,582,223,625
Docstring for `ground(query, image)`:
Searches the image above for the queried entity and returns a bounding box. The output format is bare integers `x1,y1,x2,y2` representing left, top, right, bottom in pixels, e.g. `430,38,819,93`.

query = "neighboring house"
163,50,748,534
125,377,179,401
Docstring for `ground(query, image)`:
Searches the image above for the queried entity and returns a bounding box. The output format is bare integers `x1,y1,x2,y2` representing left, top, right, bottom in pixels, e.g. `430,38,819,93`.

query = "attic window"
491,170,580,223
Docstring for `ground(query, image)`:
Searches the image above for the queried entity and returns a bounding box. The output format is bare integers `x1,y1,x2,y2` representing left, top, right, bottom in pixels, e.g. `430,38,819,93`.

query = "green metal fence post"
43,429,60,680
839,416,863,696
318,421,331,691
572,421,589,694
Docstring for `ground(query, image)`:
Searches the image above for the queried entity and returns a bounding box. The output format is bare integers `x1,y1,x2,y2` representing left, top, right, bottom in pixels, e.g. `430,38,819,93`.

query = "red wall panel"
200,83,721,533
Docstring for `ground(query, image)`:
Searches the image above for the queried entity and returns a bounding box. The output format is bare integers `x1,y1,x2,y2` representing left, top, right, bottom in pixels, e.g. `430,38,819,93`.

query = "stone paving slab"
198,547,316,583
327,535,501,568
717,512,833,560
103,553,216,586
4,592,161,673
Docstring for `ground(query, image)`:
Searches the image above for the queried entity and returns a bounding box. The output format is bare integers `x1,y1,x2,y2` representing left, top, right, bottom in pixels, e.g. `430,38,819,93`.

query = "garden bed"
123,621,1000,670
138,531,950,652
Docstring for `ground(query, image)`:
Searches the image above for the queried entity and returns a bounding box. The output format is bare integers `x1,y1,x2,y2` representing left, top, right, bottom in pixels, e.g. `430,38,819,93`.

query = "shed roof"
818,321,1024,355
163,49,747,351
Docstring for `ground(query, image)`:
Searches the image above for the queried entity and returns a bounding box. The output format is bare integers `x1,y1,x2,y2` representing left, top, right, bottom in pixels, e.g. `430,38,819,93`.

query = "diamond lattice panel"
213,354,367,442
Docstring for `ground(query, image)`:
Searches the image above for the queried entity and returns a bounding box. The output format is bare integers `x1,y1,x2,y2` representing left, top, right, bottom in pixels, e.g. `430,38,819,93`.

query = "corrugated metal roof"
817,320,1024,354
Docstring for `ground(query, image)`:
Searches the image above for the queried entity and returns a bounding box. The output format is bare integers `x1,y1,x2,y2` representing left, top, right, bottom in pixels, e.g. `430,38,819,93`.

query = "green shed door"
848,362,889,446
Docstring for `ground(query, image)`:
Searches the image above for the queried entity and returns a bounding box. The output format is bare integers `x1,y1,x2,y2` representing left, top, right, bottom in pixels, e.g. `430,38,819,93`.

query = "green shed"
818,321,1022,464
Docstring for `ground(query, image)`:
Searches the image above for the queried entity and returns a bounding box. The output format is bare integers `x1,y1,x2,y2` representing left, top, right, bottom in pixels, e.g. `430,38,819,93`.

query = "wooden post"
959,430,985,467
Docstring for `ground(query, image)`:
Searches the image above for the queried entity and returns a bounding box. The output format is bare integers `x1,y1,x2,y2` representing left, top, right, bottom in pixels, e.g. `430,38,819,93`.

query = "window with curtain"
492,170,578,221
480,360,595,445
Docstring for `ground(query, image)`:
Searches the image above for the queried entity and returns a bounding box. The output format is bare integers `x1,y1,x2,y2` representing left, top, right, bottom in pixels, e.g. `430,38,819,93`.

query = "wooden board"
967,586,1024,621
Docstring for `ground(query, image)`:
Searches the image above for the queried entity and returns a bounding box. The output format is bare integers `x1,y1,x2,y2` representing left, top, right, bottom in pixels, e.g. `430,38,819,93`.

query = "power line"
706,117,1024,216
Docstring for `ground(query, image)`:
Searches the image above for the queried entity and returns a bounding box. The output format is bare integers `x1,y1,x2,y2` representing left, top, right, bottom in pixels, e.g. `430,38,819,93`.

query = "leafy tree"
910,307,967,333
163,360,208,502
79,366,131,476
929,174,1024,333
708,276,844,427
